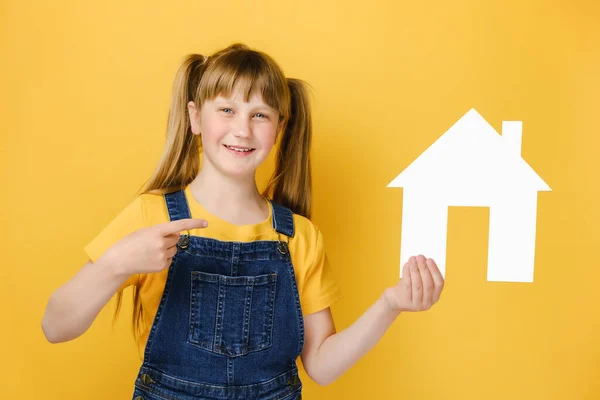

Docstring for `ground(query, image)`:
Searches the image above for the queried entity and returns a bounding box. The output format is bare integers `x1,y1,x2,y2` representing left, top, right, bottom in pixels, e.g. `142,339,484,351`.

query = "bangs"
198,50,289,119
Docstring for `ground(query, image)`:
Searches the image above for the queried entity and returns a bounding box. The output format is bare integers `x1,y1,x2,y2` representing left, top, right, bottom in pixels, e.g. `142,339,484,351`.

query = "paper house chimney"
502,121,523,156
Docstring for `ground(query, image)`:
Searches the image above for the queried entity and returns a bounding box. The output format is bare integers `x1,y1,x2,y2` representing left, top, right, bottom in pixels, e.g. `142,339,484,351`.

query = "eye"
220,108,233,114
255,113,269,119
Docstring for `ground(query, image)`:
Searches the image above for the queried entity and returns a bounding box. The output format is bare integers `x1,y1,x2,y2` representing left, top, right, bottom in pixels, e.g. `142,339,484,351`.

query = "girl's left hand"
383,255,444,313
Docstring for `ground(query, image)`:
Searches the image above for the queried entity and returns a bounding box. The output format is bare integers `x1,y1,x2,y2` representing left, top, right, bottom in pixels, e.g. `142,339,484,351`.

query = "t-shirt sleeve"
83,195,146,290
300,227,343,315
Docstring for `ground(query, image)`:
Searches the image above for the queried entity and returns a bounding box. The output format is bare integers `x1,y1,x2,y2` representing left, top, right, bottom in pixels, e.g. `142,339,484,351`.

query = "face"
188,87,282,180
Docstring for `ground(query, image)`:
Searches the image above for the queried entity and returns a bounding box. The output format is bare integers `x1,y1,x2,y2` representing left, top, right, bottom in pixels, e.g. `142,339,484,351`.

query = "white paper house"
387,108,551,282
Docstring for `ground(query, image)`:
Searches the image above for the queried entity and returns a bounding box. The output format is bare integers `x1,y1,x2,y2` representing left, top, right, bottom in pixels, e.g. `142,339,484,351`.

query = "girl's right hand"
102,218,208,276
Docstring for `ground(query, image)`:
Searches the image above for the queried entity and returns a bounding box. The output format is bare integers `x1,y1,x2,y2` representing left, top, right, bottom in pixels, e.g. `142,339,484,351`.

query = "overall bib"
131,190,304,400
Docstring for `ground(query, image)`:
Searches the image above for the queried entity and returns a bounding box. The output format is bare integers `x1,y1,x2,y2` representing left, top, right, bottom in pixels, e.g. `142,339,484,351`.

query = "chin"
205,150,265,180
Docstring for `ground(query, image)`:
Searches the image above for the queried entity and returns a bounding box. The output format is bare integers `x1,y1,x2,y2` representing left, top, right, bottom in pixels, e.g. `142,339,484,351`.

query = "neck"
189,161,268,225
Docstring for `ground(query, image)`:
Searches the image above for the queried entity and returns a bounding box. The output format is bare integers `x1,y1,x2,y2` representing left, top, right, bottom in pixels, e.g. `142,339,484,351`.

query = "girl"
42,43,444,400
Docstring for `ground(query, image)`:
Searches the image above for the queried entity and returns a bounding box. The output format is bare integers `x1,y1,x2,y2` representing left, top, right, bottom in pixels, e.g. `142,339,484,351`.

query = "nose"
232,116,252,138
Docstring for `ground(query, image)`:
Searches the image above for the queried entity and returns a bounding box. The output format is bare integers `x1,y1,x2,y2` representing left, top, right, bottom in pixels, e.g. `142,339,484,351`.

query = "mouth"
224,144,256,155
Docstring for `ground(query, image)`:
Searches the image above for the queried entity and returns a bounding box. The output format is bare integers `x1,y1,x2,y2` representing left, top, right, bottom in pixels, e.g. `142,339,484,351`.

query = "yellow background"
2,0,599,398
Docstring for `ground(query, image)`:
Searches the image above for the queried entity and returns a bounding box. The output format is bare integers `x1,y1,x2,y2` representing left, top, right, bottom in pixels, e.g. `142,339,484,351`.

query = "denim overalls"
131,189,304,400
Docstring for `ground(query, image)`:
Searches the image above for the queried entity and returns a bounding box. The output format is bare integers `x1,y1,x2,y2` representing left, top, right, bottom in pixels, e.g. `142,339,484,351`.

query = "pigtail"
114,53,208,348
147,54,207,191
266,78,313,219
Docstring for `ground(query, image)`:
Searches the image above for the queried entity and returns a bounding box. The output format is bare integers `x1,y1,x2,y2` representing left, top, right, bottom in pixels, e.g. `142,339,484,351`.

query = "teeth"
227,145,253,152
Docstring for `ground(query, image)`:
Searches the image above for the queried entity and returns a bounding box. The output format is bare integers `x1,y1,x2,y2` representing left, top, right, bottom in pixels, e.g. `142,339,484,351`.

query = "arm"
300,255,444,386
300,296,398,386
41,218,208,344
41,256,132,344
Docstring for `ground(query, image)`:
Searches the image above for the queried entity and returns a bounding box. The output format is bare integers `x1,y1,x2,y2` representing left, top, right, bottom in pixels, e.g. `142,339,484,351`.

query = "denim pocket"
189,271,277,357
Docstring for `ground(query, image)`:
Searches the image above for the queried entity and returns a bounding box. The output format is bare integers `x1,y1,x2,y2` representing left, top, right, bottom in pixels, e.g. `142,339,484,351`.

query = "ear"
188,101,201,135
276,120,285,141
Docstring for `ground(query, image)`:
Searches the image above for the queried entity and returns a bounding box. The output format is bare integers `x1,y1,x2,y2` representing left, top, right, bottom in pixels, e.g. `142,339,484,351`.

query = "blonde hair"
113,43,314,346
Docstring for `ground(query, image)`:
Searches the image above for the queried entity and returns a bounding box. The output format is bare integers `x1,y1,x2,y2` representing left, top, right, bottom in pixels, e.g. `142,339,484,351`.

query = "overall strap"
163,190,192,221
270,201,295,238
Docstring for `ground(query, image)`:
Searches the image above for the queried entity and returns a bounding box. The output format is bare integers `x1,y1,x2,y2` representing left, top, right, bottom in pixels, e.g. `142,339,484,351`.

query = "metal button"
287,374,300,386
277,241,288,254
140,373,154,385
178,234,190,249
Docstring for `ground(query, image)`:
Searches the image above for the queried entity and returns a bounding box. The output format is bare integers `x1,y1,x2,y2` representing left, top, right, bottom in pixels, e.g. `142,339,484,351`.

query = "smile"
224,145,256,155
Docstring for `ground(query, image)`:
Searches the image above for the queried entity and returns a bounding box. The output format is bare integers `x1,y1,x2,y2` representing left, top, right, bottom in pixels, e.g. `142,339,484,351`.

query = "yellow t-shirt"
84,185,342,356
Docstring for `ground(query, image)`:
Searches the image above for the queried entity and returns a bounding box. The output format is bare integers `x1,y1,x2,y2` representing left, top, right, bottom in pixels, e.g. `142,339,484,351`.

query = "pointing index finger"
158,218,208,236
